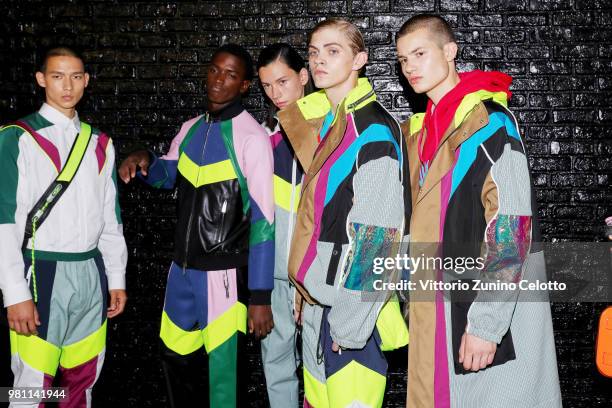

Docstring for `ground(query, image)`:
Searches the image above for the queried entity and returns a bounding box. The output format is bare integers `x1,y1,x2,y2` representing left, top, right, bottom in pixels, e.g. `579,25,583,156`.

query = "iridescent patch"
343,223,400,291
483,214,532,282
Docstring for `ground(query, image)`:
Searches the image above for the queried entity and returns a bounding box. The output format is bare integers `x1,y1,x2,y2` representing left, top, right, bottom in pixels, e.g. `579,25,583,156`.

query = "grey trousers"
261,279,300,408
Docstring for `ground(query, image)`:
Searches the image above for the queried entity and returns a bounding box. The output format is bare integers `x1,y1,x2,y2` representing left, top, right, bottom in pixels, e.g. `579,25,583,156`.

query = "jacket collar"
295,77,376,121
406,102,490,206
39,103,80,132
278,78,377,176
408,90,509,154
205,98,244,122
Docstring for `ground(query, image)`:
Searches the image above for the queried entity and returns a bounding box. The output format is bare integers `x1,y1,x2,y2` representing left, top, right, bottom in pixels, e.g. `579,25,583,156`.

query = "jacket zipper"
216,199,228,243
286,157,297,264
183,113,212,274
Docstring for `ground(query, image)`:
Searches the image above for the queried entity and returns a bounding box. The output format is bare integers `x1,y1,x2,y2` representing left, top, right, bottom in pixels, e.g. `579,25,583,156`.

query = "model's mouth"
408,76,422,85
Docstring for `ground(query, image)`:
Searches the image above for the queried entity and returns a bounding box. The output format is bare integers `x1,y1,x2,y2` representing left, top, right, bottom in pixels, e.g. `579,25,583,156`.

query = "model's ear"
299,67,309,86
444,42,458,62
35,71,46,88
352,51,368,72
84,72,90,88
240,79,251,94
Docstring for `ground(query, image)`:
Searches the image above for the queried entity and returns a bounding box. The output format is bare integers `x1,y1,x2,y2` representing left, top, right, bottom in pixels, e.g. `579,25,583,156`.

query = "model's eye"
229,73,237,79
52,75,61,79
73,75,83,80
398,58,407,65
416,51,424,57
279,79,287,86
328,48,339,55
308,50,318,58
261,83,270,90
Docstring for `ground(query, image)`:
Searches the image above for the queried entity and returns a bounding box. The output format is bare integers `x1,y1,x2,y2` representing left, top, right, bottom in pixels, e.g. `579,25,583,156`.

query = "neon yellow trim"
297,78,376,120
57,123,92,182
297,90,331,120
10,330,61,376
303,367,329,408
177,154,237,188
160,311,205,355
59,320,106,369
273,175,301,212
344,78,376,113
376,299,409,352
454,90,508,128
409,113,425,136
0,125,26,132
203,302,247,353
327,360,386,408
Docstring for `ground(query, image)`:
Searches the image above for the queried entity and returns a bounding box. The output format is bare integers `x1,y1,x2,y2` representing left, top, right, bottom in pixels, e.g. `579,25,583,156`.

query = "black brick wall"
0,1,610,407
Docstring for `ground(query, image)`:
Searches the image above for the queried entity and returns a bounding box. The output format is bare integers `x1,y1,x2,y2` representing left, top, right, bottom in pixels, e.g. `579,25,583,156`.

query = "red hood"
419,70,512,164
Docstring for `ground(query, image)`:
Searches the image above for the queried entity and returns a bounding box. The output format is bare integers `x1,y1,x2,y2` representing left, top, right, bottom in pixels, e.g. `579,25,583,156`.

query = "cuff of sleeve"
466,323,503,344
2,281,32,307
106,272,126,290
136,151,158,180
249,290,272,305
147,150,157,164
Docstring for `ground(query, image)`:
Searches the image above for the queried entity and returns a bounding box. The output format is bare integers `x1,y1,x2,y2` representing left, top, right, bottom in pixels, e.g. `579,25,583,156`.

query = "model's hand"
248,304,274,339
458,332,497,371
7,299,40,335
107,289,127,318
293,293,303,325
118,150,150,183
293,309,302,325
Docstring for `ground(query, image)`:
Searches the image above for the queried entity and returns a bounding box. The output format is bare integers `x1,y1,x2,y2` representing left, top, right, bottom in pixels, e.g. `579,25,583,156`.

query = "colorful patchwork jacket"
0,103,127,307
264,120,303,281
278,78,411,349
140,100,275,304
402,72,561,407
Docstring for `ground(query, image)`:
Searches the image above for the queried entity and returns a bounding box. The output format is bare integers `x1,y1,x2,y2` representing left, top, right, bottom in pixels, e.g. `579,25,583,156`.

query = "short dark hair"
257,43,305,73
257,43,315,129
396,14,456,45
39,46,85,72
212,43,255,81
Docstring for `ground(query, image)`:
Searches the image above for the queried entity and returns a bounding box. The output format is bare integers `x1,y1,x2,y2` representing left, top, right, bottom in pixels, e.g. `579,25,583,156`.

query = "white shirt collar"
39,103,81,132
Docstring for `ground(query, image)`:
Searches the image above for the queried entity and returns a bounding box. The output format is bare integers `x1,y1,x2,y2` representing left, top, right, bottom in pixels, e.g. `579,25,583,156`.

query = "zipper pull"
217,200,228,244
223,270,230,298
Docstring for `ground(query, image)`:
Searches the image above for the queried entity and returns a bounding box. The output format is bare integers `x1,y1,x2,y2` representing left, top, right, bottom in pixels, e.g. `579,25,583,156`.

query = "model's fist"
118,150,150,184
458,332,497,371
248,304,274,339
107,289,128,318
7,299,40,336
